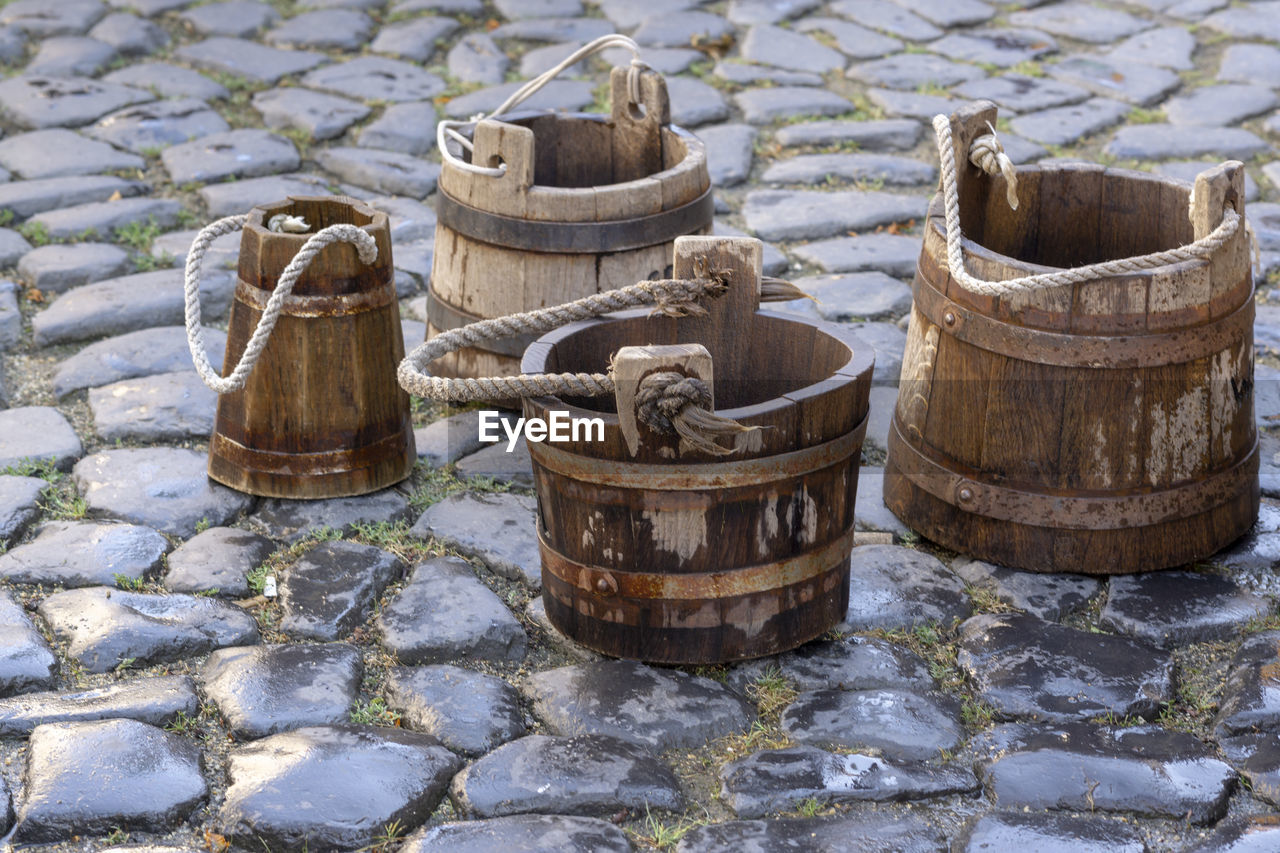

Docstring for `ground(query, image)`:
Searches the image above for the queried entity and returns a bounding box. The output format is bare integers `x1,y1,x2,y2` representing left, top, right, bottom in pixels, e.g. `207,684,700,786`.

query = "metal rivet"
958,486,974,502
596,578,612,593
944,312,957,326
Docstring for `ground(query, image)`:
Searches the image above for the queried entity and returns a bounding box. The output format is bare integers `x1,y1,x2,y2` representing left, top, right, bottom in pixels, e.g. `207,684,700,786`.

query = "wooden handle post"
670,235,762,378
609,66,669,182
471,119,535,198
1192,161,1245,239
948,100,1000,236
614,343,714,457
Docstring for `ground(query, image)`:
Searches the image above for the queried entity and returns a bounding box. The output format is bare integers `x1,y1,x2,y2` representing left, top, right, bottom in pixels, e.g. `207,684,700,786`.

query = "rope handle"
438,33,653,178
932,113,1242,297
184,214,378,394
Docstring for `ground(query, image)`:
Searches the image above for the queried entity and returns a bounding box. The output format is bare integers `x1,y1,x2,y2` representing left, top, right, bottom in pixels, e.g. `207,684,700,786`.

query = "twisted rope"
439,33,652,177
969,122,1019,212
635,372,757,457
932,114,1242,297
184,215,378,394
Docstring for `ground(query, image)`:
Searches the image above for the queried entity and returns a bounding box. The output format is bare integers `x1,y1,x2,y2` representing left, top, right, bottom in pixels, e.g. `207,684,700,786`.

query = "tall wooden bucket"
429,66,713,381
522,237,874,664
883,102,1258,574
208,196,416,498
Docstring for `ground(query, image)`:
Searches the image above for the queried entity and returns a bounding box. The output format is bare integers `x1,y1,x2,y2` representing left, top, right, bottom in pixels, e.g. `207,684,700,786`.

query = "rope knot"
634,371,757,456
969,122,1019,212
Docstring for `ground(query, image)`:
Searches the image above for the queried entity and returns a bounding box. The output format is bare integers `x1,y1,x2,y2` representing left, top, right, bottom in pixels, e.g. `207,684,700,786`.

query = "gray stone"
762,152,935,186
1220,735,1280,806
740,24,845,74
86,98,229,154
795,17,903,60
279,540,404,641
1156,161,1259,203
794,272,913,319
28,196,181,240
974,723,1236,824
38,586,259,672
33,267,234,346
950,557,1099,620
165,527,272,598
13,720,206,843
315,147,440,198
519,41,587,77
929,28,1057,68
108,0,195,12
792,233,921,277
371,15,457,62
490,16,614,42
1010,97,1130,146
414,410,489,467
0,230,30,268
384,664,526,756
200,172,335,218
103,62,230,100
448,33,509,84
894,0,993,26
359,101,437,155
0,520,167,587
720,745,978,818
454,438,534,487
89,12,168,55
955,813,1148,853
784,687,963,761
0,175,145,222
666,75,729,128
0,26,19,64
843,543,971,631
394,238,434,285
601,45,700,74
0,0,106,35
217,725,460,851
303,56,446,102
954,74,1089,113
1010,3,1150,42
0,476,44,546
698,124,755,187
847,53,985,91
176,37,326,84
53,326,226,397
494,0,581,16
1048,56,1180,106
1184,817,1280,853
713,221,789,275
712,62,825,87
830,0,942,40
0,675,197,735
179,1,278,37
1105,25,1195,71
729,634,932,695
375,556,527,664
596,0,695,28
451,734,683,817
0,283,16,351
0,128,144,179
253,87,374,141
733,86,854,124
1203,1,1280,42
0,590,57,696
370,195,435,242
775,118,921,151
265,8,373,50
202,643,362,739
1101,570,1271,648
443,79,592,119
1213,631,1280,736
726,0,819,25
866,87,955,121
526,660,754,749
403,815,632,853
843,321,906,384
1165,84,1279,128
958,612,1173,723
27,36,119,76
744,189,928,242
162,128,299,184
249,491,412,543
73,447,254,537
1106,124,1270,160
0,75,152,130
88,371,216,442
1219,44,1280,88
0,406,81,472
855,467,910,535
678,815,947,853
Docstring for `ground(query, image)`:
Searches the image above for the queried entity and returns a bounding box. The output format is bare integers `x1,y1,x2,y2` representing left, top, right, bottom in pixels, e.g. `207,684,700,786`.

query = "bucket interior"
963,169,1196,270
540,312,854,413
258,197,374,230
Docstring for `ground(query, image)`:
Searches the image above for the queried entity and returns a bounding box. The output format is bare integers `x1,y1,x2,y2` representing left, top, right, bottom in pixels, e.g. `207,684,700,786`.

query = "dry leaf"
485,17,500,30
204,830,230,853
107,190,122,202
24,288,43,303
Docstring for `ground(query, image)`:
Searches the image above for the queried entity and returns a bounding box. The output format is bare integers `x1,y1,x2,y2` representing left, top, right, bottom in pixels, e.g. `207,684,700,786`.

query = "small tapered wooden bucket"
428,66,713,382
208,196,415,498
521,237,874,664
883,102,1258,574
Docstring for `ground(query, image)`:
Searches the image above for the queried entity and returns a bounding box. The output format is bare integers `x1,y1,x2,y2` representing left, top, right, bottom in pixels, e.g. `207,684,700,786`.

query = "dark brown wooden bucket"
521,237,874,664
208,196,415,498
883,102,1258,574
429,67,713,382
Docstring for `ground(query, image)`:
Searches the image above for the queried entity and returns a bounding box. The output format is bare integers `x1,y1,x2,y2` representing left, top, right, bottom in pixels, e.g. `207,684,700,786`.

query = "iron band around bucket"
888,416,1259,530
425,285,540,358
435,185,715,255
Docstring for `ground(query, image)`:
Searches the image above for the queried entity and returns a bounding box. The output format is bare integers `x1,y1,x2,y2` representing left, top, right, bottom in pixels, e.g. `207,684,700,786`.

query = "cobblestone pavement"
0,0,1279,850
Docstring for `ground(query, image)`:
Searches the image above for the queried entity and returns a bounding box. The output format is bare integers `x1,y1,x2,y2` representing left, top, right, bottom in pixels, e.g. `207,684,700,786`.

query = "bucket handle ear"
183,215,378,394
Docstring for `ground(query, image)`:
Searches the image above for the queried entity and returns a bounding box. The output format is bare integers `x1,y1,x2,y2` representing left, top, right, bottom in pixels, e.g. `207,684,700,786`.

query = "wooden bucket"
522,237,874,664
429,66,713,381
883,102,1258,574
208,196,416,498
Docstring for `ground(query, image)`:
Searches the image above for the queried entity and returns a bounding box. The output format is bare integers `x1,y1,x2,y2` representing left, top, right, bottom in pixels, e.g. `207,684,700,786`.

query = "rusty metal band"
425,285,539,358
210,429,411,473
888,416,1259,530
539,524,855,600
234,278,396,317
912,267,1256,368
530,412,867,491
435,185,714,254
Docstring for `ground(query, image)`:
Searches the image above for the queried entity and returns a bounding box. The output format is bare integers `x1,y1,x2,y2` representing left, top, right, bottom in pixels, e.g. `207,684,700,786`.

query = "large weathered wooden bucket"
883,102,1257,574
521,237,874,663
205,196,415,498
429,65,713,381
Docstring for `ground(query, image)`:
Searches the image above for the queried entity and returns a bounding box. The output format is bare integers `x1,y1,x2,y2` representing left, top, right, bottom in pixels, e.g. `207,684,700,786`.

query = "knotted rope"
439,33,652,177
634,372,755,456
932,113,1242,297
184,214,378,394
